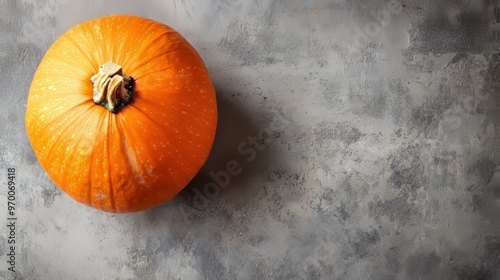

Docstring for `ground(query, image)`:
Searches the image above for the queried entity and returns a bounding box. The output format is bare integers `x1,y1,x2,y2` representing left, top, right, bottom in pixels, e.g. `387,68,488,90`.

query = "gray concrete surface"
1,0,500,279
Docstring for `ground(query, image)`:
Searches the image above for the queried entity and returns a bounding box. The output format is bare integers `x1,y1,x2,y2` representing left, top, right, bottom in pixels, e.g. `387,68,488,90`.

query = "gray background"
1,0,500,279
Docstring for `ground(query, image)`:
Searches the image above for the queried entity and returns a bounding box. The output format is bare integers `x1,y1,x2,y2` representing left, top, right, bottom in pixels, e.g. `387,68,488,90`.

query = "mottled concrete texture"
1,0,500,279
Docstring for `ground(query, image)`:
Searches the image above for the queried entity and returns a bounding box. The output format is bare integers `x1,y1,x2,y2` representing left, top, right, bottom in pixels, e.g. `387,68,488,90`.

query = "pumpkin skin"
25,15,217,213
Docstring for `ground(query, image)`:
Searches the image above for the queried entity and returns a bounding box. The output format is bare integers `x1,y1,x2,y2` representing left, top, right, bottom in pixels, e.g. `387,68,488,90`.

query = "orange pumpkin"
25,15,217,213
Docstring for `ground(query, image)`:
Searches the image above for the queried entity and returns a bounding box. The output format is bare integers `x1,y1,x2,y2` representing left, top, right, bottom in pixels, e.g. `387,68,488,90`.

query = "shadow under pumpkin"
150,87,284,217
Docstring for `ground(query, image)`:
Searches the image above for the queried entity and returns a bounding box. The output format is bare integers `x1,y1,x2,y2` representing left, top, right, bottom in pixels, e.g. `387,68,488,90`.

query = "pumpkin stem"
91,62,134,113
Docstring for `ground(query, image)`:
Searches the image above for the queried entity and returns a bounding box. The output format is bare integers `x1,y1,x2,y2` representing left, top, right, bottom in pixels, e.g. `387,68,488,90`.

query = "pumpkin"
25,15,217,213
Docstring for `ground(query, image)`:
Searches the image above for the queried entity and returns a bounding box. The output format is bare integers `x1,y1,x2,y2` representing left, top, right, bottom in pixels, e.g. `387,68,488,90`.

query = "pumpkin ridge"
59,127,95,200
122,132,144,184
122,104,194,179
97,16,145,68
87,110,110,209
128,54,170,80
86,129,97,209
30,108,96,201
48,54,93,80
106,16,145,64
105,113,116,211
131,41,198,80
124,29,171,72
34,100,95,141
36,112,86,163
66,109,107,207
117,108,179,185
115,117,177,211
51,36,94,76
91,21,108,65
62,32,97,70
114,123,144,202
127,103,167,131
